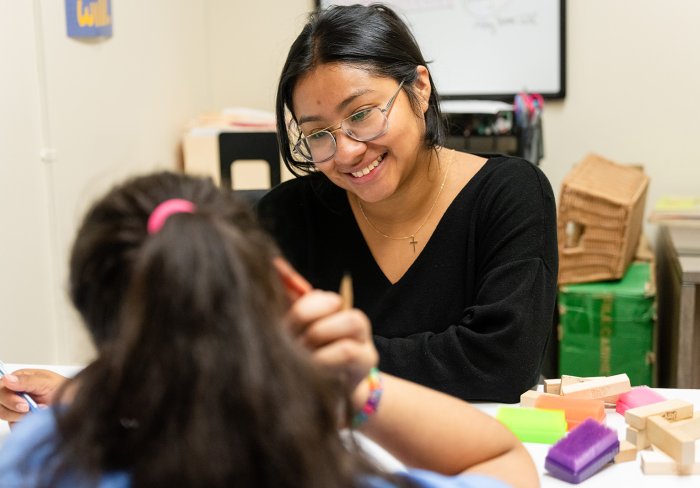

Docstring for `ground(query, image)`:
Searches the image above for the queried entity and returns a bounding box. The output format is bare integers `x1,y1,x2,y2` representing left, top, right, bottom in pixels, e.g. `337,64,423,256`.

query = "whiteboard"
316,0,565,99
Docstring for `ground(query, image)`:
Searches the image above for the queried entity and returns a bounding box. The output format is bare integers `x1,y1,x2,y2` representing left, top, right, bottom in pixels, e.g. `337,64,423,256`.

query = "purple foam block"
545,418,619,484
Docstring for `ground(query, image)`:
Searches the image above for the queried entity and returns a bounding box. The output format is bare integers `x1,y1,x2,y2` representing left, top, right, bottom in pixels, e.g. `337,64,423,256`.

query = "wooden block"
614,440,637,463
559,374,604,390
543,378,561,395
559,373,631,401
624,398,694,430
558,375,607,399
646,412,700,466
520,390,558,407
626,426,650,450
641,440,700,475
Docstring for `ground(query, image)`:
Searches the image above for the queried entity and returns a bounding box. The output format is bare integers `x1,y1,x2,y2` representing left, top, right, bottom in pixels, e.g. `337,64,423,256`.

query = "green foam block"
496,407,567,444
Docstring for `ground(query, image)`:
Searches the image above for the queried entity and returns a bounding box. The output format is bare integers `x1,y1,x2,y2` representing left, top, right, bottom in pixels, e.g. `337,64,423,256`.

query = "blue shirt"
0,408,510,488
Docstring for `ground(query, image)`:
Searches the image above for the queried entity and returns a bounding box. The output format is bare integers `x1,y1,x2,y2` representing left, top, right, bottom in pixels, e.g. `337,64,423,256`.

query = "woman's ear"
414,65,432,113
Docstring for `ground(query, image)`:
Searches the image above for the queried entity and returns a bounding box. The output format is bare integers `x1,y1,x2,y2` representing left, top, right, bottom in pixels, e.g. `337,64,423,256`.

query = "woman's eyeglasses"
292,80,405,164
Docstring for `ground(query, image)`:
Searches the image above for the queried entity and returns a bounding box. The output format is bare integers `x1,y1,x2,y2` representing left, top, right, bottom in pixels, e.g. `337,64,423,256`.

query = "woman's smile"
350,153,385,178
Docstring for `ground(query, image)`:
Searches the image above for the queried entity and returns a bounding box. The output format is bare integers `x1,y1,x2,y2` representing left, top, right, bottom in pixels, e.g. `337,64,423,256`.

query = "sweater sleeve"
375,161,558,403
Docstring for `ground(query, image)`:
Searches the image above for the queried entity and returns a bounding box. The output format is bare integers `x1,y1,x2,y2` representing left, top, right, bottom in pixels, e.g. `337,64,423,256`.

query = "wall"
543,0,700,234
0,0,212,364
0,1,57,364
206,0,313,112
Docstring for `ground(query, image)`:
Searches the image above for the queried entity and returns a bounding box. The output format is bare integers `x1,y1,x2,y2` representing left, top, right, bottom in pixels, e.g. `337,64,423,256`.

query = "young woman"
257,3,559,403
0,172,537,487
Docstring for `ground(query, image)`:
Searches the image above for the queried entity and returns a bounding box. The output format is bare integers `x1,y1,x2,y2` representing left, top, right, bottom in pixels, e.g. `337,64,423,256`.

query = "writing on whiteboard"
464,0,539,34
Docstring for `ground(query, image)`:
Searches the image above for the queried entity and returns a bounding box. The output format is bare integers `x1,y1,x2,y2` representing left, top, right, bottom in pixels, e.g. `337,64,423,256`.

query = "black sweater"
258,156,558,403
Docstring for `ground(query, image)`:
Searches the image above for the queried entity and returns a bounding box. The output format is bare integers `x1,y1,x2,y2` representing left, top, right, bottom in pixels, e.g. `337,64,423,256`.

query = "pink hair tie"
147,198,196,235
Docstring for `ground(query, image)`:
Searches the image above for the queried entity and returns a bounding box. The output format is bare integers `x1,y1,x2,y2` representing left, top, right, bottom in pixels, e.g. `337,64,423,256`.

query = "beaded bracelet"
352,367,383,429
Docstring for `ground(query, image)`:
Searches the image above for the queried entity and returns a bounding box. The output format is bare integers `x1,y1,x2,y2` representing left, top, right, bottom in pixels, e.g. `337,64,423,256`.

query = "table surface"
2,364,699,486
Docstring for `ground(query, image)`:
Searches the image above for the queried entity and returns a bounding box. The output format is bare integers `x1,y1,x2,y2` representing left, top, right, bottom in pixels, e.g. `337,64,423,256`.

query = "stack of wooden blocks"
624,399,700,474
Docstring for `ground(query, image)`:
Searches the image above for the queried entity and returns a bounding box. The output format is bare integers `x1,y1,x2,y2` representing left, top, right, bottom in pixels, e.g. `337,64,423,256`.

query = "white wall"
1,0,698,365
0,1,57,364
0,0,212,364
542,0,700,235
206,0,312,112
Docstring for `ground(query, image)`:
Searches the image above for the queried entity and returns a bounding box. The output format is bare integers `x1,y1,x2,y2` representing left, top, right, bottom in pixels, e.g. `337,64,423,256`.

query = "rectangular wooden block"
626,426,650,450
520,390,558,407
559,373,631,401
624,398,694,430
614,440,637,464
641,440,700,475
646,412,700,466
544,379,561,395
559,375,605,391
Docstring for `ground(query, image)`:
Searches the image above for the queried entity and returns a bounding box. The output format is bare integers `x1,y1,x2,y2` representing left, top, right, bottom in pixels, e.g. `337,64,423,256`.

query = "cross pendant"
409,235,418,253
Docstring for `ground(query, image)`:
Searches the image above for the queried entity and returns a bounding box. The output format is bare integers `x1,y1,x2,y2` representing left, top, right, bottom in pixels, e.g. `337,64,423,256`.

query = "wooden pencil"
339,272,353,310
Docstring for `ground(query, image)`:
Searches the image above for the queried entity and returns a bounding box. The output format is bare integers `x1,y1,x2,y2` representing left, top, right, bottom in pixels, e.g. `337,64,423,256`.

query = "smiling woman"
258,3,559,403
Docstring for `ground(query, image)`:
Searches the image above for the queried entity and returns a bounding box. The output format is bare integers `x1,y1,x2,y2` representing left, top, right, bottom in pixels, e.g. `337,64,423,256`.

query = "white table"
2,365,699,486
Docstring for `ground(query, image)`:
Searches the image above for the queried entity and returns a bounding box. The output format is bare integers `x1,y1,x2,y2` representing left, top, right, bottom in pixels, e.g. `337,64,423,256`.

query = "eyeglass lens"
298,108,388,163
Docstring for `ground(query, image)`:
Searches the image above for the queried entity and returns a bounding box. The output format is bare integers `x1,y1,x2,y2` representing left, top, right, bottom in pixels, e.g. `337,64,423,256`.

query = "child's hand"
274,257,377,391
286,290,378,392
0,369,65,427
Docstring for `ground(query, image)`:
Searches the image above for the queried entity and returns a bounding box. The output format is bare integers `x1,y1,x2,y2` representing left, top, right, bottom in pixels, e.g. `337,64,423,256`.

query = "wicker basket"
558,154,649,285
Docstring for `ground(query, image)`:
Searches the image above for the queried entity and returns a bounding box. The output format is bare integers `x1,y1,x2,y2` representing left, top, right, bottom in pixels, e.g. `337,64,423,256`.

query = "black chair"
218,132,281,189
217,131,281,209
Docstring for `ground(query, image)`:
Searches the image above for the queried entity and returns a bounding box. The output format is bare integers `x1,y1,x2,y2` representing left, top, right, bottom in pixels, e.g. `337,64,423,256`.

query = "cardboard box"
558,154,649,284
558,262,656,386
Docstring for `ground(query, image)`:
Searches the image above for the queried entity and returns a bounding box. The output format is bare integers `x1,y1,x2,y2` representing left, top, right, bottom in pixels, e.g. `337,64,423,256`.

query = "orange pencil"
273,257,312,301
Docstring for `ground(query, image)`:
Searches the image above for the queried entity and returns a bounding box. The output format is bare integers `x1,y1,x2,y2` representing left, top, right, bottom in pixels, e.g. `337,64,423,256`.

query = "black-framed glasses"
292,79,405,164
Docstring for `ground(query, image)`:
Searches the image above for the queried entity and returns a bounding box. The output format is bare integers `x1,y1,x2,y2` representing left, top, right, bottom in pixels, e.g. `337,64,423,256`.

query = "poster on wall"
65,0,113,38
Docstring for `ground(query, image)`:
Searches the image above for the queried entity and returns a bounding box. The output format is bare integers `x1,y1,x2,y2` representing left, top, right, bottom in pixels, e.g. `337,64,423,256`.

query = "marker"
0,360,39,412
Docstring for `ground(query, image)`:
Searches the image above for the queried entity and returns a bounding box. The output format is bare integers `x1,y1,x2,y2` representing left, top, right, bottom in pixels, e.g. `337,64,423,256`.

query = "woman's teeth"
351,154,384,178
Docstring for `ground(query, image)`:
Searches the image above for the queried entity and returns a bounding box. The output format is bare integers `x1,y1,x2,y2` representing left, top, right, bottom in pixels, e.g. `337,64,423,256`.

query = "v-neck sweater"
258,156,558,402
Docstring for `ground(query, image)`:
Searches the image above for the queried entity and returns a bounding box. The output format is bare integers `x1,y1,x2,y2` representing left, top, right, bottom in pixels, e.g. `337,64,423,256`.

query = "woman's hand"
0,369,66,427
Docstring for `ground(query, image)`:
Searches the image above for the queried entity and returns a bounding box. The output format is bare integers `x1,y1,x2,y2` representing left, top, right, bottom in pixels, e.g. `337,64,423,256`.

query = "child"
0,172,537,487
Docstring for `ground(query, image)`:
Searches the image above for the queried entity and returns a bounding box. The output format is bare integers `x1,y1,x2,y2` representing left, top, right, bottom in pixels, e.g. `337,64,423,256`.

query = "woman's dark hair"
276,3,446,176
40,172,396,487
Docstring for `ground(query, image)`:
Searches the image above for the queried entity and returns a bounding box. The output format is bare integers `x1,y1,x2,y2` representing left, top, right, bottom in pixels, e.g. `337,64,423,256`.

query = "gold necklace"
358,149,455,253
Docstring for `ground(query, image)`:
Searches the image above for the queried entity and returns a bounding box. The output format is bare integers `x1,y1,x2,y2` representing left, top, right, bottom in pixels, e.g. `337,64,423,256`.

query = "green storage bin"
558,262,655,386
